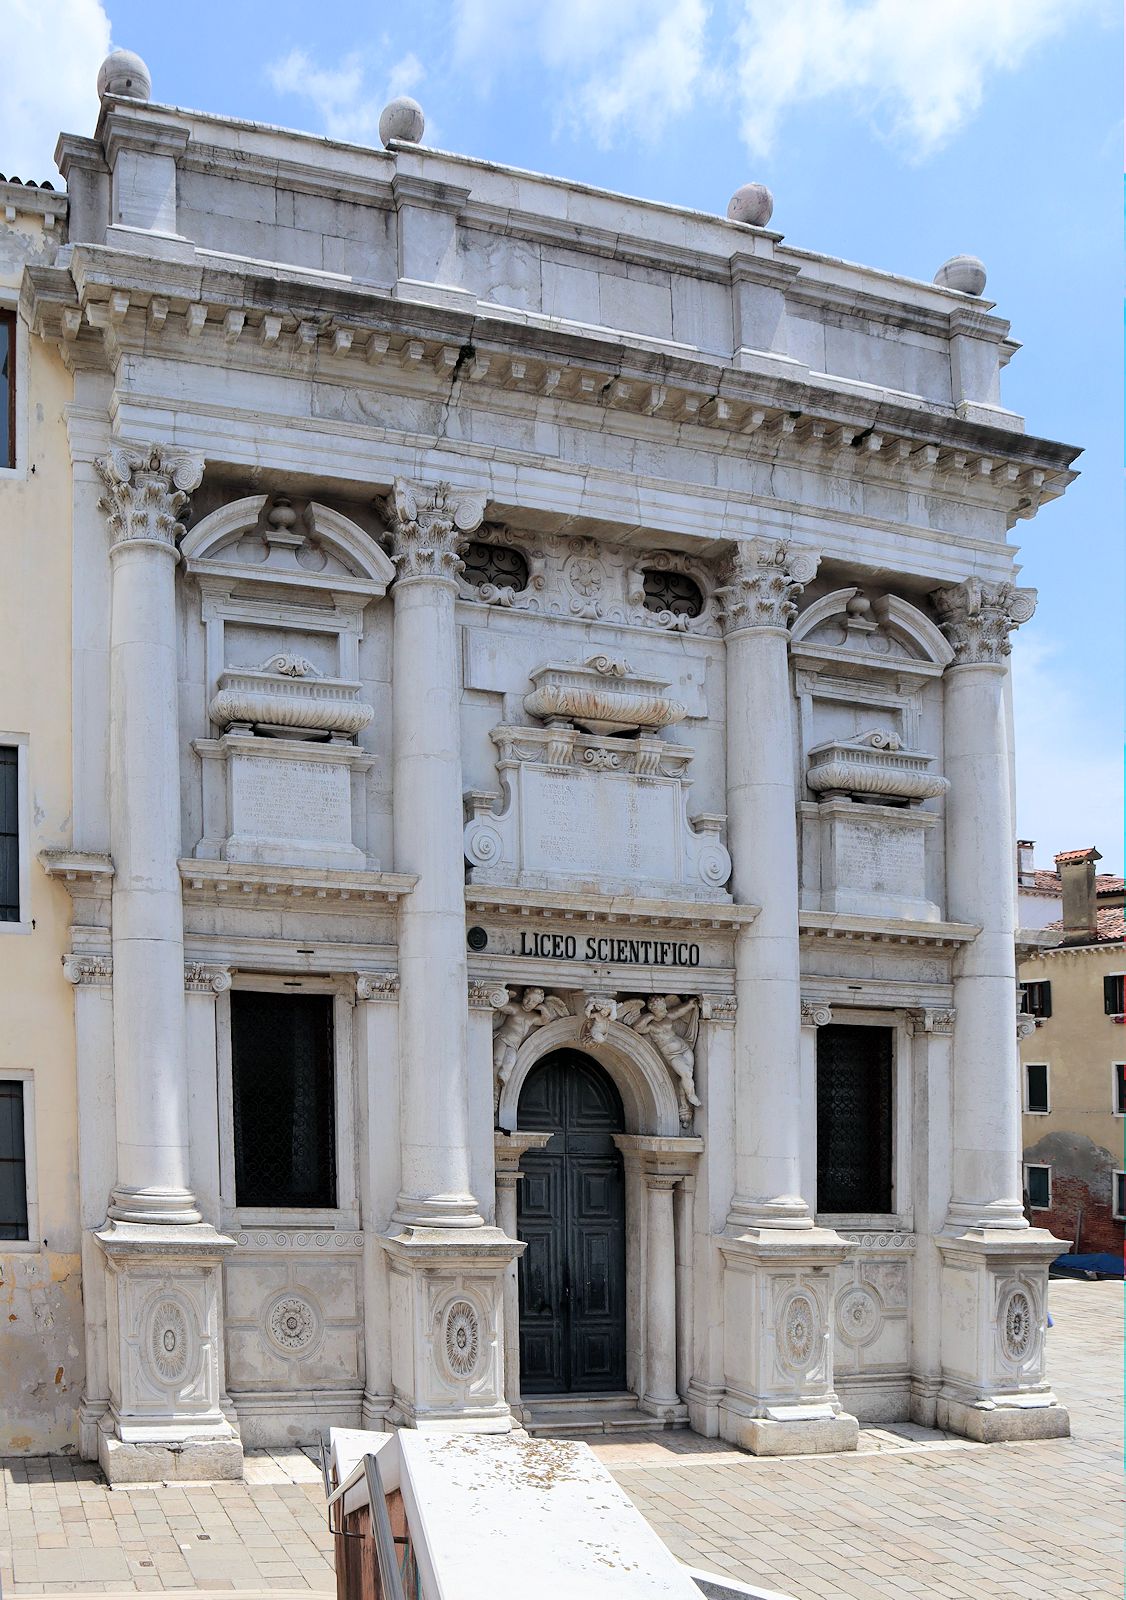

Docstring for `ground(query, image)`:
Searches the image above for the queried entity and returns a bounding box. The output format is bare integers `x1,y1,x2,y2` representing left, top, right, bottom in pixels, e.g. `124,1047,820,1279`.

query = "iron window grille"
462,541,529,594
816,1024,894,1214
641,569,704,618
231,991,337,1208
0,746,19,922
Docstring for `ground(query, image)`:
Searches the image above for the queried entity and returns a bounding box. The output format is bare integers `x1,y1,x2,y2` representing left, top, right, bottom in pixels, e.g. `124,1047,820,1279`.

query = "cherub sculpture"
490,987,569,1108
621,994,701,1126
581,995,618,1045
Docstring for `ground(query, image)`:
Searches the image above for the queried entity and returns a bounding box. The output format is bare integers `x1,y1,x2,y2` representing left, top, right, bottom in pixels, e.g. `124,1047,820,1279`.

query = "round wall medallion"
1000,1287,1035,1362
149,1300,190,1384
265,1293,320,1354
443,1299,480,1379
780,1292,819,1372
836,1286,881,1347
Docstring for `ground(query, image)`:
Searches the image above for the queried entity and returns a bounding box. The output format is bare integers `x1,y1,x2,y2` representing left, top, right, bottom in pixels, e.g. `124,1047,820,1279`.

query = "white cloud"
1012,635,1123,874
265,50,427,147
0,0,109,182
731,0,1098,159
453,0,711,145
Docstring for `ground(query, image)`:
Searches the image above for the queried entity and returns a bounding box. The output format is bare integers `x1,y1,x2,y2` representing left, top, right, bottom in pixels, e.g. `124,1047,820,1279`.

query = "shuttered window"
0,1080,28,1240
816,1024,894,1214
230,991,336,1208
0,309,14,471
1104,975,1125,1016
1020,981,1052,1019
1024,1164,1050,1210
1024,1062,1049,1114
0,746,19,922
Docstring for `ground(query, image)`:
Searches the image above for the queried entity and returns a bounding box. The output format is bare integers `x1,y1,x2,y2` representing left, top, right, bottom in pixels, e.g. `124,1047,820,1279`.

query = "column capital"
717,537,820,634
62,951,113,986
906,1006,956,1036
356,972,401,1002
96,442,204,555
382,477,487,582
800,999,833,1028
184,962,230,994
930,577,1037,666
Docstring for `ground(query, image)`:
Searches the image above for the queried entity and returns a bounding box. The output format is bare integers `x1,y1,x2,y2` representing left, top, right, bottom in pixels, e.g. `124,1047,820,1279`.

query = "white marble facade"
27,58,1080,1479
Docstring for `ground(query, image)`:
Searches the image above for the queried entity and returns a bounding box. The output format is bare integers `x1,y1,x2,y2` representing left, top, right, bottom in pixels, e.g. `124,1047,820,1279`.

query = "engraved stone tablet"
216,736,373,869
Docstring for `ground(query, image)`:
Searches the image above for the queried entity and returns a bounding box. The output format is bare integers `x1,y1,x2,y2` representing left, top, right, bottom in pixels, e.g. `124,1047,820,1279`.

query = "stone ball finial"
378,96,425,148
727,183,774,228
97,48,152,103
934,254,987,296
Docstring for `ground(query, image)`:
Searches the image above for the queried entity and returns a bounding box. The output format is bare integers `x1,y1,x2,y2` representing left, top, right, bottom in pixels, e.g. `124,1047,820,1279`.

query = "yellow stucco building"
1019,847,1126,1259
0,177,82,1451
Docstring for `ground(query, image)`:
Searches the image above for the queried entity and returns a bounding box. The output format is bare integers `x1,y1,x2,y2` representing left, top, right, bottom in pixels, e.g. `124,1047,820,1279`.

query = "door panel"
517,1051,627,1395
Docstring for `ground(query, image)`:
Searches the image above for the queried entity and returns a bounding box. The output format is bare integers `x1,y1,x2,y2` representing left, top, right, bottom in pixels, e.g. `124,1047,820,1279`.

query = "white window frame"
1024,1163,1052,1212
0,1068,40,1252
0,733,32,934
1113,1063,1126,1118
1106,972,1126,1019
1023,1061,1051,1115
215,973,359,1230
812,1010,912,1233
0,291,29,481
1113,1172,1126,1222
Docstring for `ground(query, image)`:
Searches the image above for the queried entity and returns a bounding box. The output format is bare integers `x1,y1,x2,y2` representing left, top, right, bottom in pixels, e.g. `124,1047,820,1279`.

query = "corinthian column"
930,576,1067,1443
715,538,855,1456
381,479,520,1433
93,444,240,1482
98,445,203,1224
719,537,819,1228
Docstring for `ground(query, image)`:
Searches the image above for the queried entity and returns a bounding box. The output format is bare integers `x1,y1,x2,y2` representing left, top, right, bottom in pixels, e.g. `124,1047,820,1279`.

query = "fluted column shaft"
388,479,487,1228
99,445,203,1224
721,539,819,1229
933,578,1038,1230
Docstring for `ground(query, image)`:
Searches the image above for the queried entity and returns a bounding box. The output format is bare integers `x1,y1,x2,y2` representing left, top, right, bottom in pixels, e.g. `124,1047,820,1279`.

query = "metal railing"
323,1442,419,1600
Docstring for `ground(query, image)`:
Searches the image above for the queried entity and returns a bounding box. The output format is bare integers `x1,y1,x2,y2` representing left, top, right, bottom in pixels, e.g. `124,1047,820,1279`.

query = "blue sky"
8,0,1123,871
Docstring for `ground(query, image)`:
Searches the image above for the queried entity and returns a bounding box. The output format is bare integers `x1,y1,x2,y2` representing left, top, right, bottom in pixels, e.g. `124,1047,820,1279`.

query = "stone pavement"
0,1278,1119,1596
590,1277,1123,1599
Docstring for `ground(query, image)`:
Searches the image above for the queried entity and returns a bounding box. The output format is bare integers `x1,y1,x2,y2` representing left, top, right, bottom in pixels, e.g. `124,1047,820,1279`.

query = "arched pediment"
791,586,952,667
181,495,395,593
497,1015,682,1138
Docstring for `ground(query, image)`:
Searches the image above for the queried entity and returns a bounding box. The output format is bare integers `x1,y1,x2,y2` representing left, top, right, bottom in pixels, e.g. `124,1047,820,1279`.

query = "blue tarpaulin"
1050,1252,1124,1278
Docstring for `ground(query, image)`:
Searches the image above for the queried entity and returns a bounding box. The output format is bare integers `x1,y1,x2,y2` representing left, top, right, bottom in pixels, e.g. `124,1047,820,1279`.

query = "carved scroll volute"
383,478,488,582
717,538,821,633
930,577,1037,666
95,443,205,554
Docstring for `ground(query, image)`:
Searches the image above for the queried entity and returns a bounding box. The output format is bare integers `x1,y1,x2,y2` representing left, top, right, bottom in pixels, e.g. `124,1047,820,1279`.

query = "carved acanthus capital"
800,999,833,1028
356,972,400,1002
383,477,487,582
906,1007,956,1036
717,538,820,633
700,993,737,1023
95,443,205,554
930,578,1037,666
62,952,112,985
184,963,231,994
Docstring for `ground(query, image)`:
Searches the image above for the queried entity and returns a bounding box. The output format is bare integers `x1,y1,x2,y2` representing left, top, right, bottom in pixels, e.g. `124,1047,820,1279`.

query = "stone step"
524,1395,687,1436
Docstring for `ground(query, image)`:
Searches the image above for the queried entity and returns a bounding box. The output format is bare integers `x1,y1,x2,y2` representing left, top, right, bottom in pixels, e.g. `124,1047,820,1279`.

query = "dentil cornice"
717,538,820,633
383,477,487,582
95,443,205,554
930,577,1037,665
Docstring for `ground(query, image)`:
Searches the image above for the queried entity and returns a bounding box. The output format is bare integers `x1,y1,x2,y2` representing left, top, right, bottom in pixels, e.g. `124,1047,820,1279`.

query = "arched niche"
791,586,953,667
498,1015,681,1138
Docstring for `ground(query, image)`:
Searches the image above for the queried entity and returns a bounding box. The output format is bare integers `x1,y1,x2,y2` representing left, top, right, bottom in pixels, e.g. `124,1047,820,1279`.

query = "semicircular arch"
499,1015,680,1137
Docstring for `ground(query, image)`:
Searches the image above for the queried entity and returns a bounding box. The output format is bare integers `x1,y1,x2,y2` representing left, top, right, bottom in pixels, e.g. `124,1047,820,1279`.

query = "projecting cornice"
21,245,1079,528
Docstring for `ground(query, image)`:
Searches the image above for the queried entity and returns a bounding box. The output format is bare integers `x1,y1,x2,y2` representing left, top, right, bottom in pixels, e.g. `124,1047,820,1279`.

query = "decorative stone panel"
832,1233,914,1422
222,1230,363,1394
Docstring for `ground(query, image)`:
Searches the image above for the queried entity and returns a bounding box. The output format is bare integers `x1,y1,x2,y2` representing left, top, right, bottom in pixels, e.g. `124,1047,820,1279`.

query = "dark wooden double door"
517,1051,627,1395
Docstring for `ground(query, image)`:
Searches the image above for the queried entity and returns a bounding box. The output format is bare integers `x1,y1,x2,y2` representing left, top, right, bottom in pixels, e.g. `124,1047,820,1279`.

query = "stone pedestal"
932,578,1069,1441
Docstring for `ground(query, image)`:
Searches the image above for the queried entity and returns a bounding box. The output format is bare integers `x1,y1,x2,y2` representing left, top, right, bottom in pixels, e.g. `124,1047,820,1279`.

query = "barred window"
1025,1164,1051,1210
0,309,14,471
816,1024,893,1214
641,568,704,618
231,991,336,1208
462,541,529,593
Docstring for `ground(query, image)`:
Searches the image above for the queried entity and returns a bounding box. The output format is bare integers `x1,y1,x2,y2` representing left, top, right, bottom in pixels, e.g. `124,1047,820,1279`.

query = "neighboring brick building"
1020,847,1126,1257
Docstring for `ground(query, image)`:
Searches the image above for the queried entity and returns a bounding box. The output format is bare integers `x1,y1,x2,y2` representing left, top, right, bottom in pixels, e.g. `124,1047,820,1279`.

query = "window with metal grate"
816,1024,894,1214
641,569,703,618
231,991,336,1208
0,746,19,922
0,1080,28,1240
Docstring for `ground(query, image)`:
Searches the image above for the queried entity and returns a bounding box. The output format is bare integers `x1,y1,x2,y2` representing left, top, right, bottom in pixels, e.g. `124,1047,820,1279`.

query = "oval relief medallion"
780,1291,819,1372
149,1300,191,1385
835,1286,881,1348
265,1292,320,1355
443,1299,481,1379
999,1287,1035,1363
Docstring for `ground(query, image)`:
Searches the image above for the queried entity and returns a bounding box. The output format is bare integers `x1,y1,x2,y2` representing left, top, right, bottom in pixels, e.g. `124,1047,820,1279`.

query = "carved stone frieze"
383,477,487,581
62,952,113,985
356,973,400,1002
717,538,821,633
96,443,204,553
930,577,1037,665
184,963,231,994
700,993,737,1023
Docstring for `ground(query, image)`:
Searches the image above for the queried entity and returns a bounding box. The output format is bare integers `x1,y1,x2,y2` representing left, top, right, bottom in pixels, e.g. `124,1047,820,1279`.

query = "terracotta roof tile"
1054,847,1100,865
1043,907,1126,943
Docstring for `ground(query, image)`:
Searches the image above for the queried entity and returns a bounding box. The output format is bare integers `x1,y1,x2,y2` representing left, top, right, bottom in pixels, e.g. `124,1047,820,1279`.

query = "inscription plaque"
835,820,922,898
519,767,679,885
231,755,351,845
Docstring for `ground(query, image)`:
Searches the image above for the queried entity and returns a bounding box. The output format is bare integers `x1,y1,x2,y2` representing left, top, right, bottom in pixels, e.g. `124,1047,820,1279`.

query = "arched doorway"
517,1050,627,1395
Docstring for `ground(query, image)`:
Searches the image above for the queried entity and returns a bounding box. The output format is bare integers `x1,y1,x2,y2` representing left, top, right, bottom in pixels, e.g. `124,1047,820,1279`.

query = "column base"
382,1225,523,1433
95,1219,242,1483
935,1223,1070,1445
718,1224,858,1457
639,1396,689,1425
